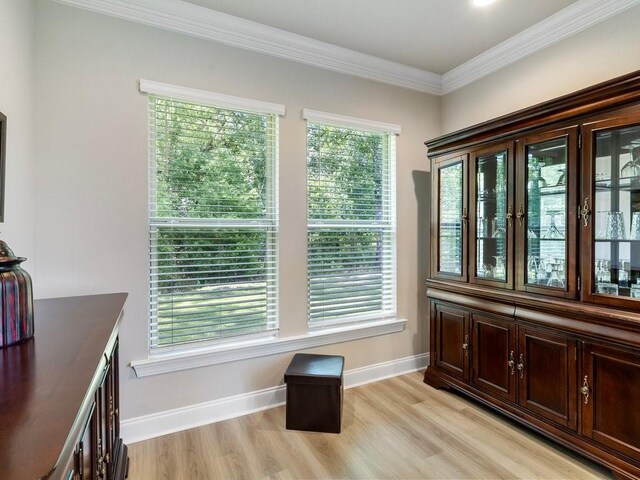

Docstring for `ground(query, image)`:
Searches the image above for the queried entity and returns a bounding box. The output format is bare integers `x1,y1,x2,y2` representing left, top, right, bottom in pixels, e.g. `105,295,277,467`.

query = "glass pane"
525,138,567,288
439,162,463,275
476,151,507,281
593,125,640,299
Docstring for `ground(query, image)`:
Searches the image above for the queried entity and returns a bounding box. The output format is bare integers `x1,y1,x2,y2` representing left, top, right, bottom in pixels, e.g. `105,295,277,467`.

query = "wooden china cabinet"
425,71,640,480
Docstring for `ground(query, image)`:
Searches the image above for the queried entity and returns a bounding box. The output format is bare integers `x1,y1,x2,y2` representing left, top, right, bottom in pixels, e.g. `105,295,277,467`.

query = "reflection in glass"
525,138,567,288
593,124,640,299
475,151,507,281
439,162,463,275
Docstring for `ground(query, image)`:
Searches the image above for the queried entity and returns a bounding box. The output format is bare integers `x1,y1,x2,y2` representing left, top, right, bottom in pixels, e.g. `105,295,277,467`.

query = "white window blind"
148,92,279,351
305,111,398,327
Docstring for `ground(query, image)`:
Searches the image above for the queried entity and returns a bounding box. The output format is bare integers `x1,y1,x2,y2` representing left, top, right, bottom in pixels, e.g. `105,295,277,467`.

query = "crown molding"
52,0,640,96
52,0,442,95
441,0,640,94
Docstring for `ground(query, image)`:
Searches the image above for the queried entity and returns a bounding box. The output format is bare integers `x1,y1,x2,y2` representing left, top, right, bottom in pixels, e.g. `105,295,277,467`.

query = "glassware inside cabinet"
525,138,567,288
593,125,640,298
438,161,464,275
475,151,508,281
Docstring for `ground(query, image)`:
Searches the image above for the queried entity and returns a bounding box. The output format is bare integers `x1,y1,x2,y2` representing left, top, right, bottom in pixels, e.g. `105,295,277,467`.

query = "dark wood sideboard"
0,293,129,480
425,71,640,480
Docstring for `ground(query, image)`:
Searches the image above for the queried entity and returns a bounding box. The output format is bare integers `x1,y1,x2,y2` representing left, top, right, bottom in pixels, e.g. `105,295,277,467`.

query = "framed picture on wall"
0,111,5,222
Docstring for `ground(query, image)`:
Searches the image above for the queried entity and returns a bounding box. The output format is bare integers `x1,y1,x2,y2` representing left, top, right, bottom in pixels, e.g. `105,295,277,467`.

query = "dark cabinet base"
424,366,640,480
425,287,640,480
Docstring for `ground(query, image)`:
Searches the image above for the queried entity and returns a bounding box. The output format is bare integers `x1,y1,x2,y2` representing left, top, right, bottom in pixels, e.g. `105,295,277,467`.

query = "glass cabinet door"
469,143,513,288
582,116,640,307
516,128,578,298
432,154,467,282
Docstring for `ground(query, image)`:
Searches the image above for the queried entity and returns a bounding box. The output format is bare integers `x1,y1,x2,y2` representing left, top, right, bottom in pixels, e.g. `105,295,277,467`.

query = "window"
144,81,282,352
304,110,399,328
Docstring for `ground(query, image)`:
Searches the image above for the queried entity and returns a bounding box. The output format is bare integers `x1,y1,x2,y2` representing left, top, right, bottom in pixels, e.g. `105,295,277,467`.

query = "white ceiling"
184,0,578,74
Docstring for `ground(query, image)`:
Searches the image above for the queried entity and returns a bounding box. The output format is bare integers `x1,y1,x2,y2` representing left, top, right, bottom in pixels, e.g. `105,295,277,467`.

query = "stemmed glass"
493,256,505,280
543,210,564,239
621,141,640,178
492,218,505,239
536,258,548,284
527,256,540,283
547,261,565,288
528,159,548,190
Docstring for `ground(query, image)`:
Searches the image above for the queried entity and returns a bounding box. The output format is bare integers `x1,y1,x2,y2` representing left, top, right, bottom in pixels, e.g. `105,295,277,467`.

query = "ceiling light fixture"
471,0,496,7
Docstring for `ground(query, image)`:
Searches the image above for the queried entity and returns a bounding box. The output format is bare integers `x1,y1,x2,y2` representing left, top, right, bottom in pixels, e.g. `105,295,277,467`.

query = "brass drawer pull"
581,376,590,405
517,354,525,379
507,351,515,375
462,334,469,357
506,204,513,228
516,203,525,227
579,197,591,227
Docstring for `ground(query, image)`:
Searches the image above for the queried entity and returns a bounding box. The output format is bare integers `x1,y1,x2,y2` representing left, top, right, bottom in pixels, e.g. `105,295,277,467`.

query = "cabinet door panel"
515,128,578,299
432,154,468,282
469,143,515,289
582,344,640,461
434,303,469,381
518,326,577,430
581,113,640,310
471,314,516,402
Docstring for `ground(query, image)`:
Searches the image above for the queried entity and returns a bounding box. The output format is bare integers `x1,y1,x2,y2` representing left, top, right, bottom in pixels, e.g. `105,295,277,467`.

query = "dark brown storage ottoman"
284,353,344,433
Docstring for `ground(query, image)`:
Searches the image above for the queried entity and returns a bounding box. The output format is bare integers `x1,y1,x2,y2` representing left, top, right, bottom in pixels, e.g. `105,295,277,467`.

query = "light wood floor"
127,371,613,479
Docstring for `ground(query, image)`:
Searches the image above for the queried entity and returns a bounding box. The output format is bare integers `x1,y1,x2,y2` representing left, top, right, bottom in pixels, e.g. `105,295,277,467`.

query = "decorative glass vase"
0,240,34,348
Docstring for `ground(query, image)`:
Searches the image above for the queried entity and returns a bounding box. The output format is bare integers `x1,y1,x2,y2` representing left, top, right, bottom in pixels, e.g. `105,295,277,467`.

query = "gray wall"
33,1,437,420
0,0,35,272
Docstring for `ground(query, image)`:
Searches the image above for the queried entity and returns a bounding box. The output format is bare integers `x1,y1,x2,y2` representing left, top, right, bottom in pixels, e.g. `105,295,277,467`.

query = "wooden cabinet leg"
423,368,450,390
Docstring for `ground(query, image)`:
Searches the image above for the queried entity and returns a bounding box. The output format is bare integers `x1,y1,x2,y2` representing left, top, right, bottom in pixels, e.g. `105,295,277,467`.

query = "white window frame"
142,80,283,354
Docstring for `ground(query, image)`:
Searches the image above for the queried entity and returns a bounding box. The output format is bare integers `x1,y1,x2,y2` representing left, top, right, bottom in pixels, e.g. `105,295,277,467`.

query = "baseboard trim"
121,352,429,444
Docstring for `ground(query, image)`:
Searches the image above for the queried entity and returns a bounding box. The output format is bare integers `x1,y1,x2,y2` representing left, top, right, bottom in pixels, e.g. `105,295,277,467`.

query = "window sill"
130,318,406,377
